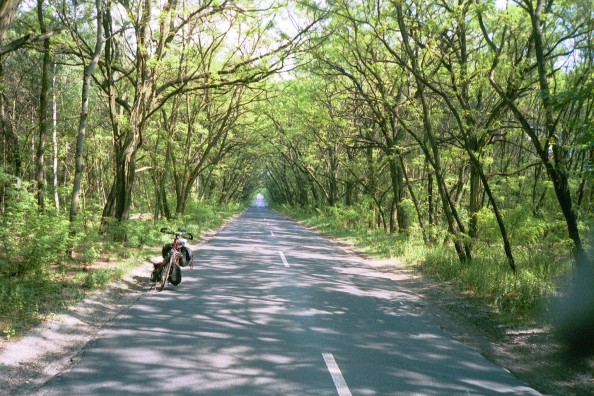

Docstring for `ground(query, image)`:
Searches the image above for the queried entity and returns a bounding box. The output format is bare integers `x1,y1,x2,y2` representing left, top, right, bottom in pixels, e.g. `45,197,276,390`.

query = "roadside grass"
278,204,575,326
0,200,244,340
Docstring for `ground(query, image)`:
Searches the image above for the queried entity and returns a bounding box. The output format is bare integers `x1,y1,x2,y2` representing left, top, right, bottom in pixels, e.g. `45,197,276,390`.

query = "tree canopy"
0,0,592,277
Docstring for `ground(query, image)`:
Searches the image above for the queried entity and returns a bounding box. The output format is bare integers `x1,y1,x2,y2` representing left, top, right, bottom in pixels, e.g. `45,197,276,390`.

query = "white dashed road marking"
279,251,289,268
323,353,352,396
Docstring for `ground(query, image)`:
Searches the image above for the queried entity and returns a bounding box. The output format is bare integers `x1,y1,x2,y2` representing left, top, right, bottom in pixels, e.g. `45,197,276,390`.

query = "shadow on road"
40,207,539,395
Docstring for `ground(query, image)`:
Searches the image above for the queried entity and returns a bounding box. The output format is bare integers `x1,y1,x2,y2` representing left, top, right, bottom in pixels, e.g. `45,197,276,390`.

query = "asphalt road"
38,205,541,395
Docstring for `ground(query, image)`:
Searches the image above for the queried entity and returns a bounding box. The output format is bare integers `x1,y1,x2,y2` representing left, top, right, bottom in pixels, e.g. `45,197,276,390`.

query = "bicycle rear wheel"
158,260,172,291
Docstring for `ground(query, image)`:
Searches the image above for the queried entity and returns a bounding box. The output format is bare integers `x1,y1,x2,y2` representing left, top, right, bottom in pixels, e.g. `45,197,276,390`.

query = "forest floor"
0,227,592,395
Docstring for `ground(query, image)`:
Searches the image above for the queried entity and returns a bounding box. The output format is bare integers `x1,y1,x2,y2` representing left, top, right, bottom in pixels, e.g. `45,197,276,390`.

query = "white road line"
270,230,275,237
279,251,289,268
322,353,352,396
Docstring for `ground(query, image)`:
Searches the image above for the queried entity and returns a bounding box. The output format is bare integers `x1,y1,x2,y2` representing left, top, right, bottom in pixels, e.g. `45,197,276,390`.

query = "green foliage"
0,279,63,339
79,246,100,264
183,199,244,231
80,267,125,289
421,247,565,320
0,187,71,280
122,220,164,249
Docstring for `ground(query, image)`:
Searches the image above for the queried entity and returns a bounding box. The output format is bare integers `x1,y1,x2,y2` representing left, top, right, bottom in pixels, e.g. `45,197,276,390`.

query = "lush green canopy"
0,0,592,283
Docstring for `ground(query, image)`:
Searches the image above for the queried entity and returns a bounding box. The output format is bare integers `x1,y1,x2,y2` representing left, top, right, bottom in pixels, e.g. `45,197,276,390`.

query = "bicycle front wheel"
158,260,172,291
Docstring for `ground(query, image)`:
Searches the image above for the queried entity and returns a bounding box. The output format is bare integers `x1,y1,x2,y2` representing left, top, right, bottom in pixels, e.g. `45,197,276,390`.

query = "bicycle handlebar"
160,227,194,240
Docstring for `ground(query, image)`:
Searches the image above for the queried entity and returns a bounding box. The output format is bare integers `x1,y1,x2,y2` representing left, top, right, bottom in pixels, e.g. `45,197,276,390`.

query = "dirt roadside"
0,227,592,395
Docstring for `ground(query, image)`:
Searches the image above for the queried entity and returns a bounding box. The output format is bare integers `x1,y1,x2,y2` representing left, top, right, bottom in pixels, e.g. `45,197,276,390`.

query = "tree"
98,0,316,225
480,0,593,266
0,0,25,202
69,0,104,223
36,0,51,210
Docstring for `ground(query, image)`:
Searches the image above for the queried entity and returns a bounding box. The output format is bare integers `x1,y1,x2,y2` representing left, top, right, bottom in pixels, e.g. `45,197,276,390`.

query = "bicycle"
153,227,194,291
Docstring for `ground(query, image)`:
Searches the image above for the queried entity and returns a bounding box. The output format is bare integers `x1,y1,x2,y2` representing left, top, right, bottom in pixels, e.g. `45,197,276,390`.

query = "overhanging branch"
0,28,66,56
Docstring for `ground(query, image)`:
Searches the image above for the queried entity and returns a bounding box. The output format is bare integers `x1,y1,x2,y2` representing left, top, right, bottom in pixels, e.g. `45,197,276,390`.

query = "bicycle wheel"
158,260,172,291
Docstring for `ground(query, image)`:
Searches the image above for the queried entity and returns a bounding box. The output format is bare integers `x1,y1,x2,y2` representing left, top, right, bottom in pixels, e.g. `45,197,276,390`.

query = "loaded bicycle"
151,227,193,291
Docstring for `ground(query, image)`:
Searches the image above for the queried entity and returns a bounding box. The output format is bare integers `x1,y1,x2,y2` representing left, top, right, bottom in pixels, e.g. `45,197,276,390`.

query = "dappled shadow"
39,206,540,395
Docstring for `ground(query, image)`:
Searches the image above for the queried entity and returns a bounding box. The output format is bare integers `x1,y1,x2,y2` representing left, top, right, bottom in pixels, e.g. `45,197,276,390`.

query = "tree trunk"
418,86,469,261
52,61,59,212
0,65,22,190
486,0,589,266
388,156,406,234
113,128,141,222
327,146,338,206
427,168,435,226
36,0,50,210
153,137,172,220
0,1,21,44
0,0,21,211
467,148,517,271
530,2,587,266
469,159,481,240
70,0,104,223
101,0,152,227
399,154,427,242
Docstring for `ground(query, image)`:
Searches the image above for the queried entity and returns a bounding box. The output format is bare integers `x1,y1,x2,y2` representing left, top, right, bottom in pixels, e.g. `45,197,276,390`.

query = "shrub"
80,268,125,289
0,188,70,280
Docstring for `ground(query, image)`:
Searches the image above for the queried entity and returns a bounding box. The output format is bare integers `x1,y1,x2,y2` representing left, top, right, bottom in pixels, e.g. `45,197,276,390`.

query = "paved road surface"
38,206,540,395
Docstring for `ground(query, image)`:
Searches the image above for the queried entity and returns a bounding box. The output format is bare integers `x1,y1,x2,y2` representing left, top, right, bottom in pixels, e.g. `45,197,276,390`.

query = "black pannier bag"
150,264,161,283
161,243,192,267
169,263,182,286
180,245,192,267
162,243,172,259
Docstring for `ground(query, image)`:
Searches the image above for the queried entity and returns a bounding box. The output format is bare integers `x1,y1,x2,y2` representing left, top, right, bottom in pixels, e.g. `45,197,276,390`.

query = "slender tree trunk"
394,4,468,260
52,61,59,212
427,168,435,226
388,156,406,233
345,149,355,206
467,148,517,272
0,66,22,187
0,1,23,207
469,158,481,240
36,0,50,210
327,146,338,206
102,179,117,221
154,137,172,220
399,154,427,242
418,87,469,261
70,0,104,223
